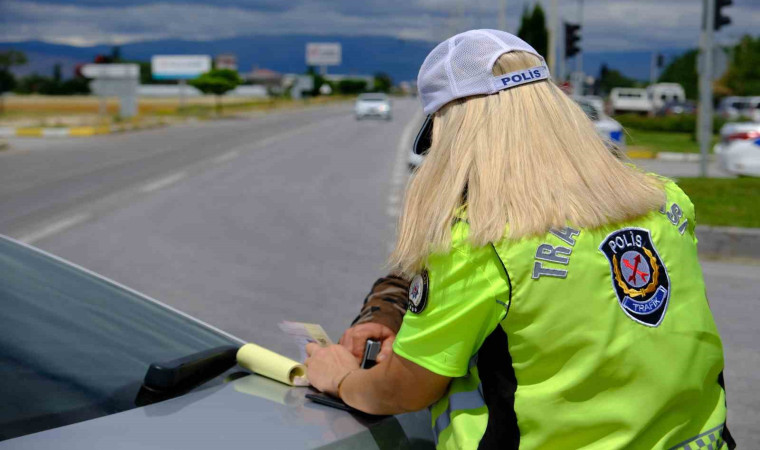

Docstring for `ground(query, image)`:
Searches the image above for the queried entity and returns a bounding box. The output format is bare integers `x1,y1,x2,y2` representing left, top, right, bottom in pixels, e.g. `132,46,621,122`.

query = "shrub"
615,114,727,134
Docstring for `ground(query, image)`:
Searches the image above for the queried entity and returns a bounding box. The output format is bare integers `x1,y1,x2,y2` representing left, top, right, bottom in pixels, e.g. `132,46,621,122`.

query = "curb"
0,121,165,138
626,150,715,162
696,225,760,261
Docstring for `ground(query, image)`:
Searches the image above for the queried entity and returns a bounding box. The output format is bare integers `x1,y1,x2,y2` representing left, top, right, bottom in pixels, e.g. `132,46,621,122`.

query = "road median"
0,121,165,138
697,226,760,261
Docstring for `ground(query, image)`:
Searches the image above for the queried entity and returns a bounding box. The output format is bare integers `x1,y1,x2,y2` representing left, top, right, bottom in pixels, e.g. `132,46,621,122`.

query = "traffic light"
565,22,581,58
714,0,732,31
657,54,665,68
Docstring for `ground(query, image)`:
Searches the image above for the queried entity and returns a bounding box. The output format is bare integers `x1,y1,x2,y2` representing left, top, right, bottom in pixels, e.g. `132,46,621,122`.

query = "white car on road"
714,122,760,177
354,93,392,120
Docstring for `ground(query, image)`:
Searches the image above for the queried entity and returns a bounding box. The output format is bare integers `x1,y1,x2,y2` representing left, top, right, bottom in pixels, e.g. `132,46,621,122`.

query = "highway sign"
306,43,342,66
151,55,211,80
215,54,238,71
81,64,139,79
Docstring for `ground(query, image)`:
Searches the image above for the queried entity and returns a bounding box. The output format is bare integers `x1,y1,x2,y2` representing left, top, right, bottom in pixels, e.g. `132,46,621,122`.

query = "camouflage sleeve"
350,275,410,334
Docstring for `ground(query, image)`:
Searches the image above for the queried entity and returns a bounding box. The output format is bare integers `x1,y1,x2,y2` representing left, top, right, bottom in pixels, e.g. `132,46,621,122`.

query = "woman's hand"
339,323,397,363
305,343,360,397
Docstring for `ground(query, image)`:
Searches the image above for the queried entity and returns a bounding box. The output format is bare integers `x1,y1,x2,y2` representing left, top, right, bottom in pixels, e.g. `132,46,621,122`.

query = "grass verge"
676,177,760,228
626,128,718,154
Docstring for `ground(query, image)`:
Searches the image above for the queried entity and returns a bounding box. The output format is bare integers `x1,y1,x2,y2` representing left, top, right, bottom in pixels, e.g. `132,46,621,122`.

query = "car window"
577,102,599,121
358,95,388,102
0,237,239,441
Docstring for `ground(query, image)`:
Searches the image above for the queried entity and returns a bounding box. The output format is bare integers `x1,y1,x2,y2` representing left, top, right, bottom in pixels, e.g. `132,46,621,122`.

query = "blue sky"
1,0,758,51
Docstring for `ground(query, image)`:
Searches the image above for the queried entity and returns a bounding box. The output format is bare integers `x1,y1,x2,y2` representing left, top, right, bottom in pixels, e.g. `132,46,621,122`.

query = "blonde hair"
390,51,664,276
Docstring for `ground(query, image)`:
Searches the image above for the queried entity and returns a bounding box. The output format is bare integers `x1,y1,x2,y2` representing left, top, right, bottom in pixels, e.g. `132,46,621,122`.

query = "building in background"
245,68,283,92
214,54,238,72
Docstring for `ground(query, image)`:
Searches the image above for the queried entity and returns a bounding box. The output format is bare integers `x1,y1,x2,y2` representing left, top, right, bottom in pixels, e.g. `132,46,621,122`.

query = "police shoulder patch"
408,271,429,314
599,227,671,327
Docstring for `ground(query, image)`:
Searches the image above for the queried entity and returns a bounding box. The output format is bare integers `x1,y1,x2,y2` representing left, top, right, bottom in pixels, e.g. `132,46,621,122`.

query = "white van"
647,83,686,111
609,88,652,115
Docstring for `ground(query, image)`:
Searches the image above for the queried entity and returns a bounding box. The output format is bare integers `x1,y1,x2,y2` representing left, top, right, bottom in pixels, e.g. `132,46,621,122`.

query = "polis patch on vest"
408,271,429,314
599,228,670,327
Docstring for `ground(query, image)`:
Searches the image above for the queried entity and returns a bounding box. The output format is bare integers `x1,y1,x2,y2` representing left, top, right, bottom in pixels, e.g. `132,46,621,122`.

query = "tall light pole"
498,0,508,31
698,0,715,178
548,0,558,76
576,0,584,75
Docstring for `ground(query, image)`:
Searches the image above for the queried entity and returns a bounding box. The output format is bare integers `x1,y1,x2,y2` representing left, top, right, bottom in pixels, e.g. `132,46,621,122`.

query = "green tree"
52,63,62,84
373,72,393,93
659,49,698,100
517,4,548,57
14,74,53,94
720,35,760,96
111,46,122,63
305,66,326,97
596,63,637,95
0,50,27,113
337,79,367,95
189,68,241,114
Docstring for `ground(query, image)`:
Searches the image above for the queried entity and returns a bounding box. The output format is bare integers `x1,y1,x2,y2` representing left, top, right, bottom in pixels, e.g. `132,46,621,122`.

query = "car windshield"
359,95,388,102
0,237,239,441
578,102,599,121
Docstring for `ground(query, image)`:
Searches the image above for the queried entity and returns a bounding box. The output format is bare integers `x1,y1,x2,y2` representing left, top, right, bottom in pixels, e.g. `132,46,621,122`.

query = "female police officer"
305,30,733,449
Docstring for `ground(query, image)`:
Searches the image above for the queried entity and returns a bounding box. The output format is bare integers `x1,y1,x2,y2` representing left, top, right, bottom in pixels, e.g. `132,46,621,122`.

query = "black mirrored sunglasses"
412,115,433,156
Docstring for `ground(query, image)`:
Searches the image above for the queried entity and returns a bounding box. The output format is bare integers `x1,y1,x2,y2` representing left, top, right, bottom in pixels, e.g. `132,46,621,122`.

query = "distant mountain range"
1,35,690,84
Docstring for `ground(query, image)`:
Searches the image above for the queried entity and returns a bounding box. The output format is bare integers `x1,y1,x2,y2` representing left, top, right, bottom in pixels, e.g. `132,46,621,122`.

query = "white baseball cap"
417,29,550,116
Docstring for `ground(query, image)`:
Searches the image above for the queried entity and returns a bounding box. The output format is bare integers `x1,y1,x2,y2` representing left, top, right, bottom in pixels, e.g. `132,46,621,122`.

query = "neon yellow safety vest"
394,181,732,450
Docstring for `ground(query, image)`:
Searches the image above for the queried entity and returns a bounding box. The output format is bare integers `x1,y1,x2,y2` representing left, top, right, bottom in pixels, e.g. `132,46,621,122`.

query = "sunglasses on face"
412,115,433,156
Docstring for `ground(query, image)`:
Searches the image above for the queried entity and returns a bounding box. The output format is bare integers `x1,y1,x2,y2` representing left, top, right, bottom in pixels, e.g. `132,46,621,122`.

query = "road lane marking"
212,151,240,164
17,213,92,244
139,172,187,193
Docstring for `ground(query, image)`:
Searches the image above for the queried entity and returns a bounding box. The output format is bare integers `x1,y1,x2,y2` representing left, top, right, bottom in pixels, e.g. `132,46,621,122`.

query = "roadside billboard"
81,64,140,79
151,55,211,80
306,43,342,66
215,54,238,71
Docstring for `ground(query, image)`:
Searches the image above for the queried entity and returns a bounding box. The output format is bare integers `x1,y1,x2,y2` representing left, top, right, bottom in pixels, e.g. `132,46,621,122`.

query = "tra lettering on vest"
532,227,581,280
659,202,689,235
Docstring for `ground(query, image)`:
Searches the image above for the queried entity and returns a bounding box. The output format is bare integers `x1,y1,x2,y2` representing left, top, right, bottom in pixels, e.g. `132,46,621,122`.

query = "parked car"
0,235,434,448
646,83,686,112
714,122,760,177
717,138,760,177
713,122,760,155
609,88,652,115
575,96,627,153
355,93,392,120
748,97,760,122
717,96,752,120
656,100,697,116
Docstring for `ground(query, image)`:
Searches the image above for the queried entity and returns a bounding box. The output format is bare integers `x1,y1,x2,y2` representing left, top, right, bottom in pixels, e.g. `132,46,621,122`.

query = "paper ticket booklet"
278,321,334,361
236,343,309,387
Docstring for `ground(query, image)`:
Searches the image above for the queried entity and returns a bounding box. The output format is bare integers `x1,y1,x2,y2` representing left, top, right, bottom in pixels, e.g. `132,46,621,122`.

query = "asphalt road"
1,100,757,445
1,99,422,358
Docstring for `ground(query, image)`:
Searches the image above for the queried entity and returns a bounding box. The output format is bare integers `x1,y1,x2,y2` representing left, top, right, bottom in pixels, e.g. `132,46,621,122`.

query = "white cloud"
0,0,757,50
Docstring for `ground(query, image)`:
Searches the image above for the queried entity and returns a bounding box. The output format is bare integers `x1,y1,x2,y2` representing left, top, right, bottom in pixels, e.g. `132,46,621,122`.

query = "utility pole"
698,0,732,177
548,0,558,76
498,0,508,31
576,0,584,75
573,0,585,96
698,0,714,178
